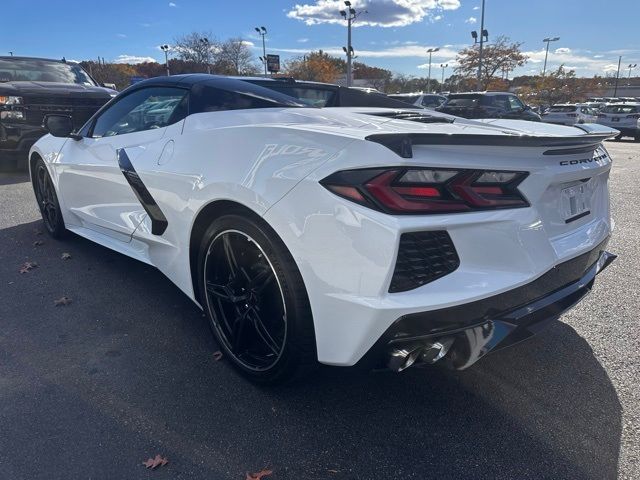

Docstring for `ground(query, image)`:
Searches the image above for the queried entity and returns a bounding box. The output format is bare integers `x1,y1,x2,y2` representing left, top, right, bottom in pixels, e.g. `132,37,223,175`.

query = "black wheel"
635,135,640,142
32,158,66,238
198,213,316,384
614,134,622,141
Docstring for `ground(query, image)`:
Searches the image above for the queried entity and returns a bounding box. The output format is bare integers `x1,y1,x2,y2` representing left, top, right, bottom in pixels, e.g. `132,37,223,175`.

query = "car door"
56,86,189,241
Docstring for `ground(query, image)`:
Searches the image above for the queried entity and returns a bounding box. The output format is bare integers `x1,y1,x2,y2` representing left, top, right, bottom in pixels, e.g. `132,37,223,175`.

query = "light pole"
255,27,268,76
440,63,448,92
628,63,637,80
340,1,363,87
425,47,439,93
542,36,560,76
199,38,211,74
613,56,622,97
160,44,170,76
476,0,487,90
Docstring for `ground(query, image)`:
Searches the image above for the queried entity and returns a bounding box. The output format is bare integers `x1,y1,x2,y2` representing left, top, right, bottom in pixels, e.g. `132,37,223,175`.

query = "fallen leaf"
213,351,224,361
19,261,38,274
33,240,44,247
142,454,169,470
328,469,339,474
34,229,43,236
54,296,72,306
246,470,273,480
61,252,72,260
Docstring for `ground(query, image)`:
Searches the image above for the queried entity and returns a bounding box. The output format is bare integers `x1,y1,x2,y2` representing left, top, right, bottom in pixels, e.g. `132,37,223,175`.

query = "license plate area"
612,117,620,122
561,182,591,223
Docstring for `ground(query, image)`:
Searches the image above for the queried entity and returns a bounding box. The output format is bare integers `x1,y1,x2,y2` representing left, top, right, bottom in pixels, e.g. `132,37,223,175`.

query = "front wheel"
31,157,66,238
197,214,316,384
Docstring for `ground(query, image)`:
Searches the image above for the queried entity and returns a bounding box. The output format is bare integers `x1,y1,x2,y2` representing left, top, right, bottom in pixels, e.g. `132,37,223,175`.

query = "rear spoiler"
366,124,620,159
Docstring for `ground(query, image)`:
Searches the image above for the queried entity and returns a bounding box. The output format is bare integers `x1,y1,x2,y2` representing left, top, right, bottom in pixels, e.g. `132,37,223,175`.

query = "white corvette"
29,75,618,383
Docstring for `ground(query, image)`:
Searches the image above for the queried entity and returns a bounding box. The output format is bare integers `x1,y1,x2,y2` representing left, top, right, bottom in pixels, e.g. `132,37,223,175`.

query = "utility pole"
613,56,622,97
160,45,170,76
200,38,211,74
440,63,448,92
255,27,268,76
476,0,486,91
340,1,363,87
628,63,637,80
542,36,560,76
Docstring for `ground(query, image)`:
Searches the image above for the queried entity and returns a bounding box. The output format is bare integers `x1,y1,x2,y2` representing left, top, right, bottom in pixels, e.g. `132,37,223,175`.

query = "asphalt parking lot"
0,141,638,480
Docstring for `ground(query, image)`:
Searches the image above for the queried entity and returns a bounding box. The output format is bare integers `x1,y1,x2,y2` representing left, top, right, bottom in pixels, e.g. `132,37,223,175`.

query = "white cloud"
555,47,571,54
297,38,310,43
287,0,461,28
523,47,639,74
464,16,477,24
433,14,443,21
241,40,255,47
116,33,127,38
472,5,480,10
114,54,157,64
602,64,619,73
168,2,177,6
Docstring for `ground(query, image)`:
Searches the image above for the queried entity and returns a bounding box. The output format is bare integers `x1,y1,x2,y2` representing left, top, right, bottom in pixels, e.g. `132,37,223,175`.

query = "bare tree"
173,31,219,72
217,38,259,76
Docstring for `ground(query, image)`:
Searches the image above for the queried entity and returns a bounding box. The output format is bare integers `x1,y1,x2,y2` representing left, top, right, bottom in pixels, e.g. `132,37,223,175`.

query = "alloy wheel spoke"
249,309,281,356
249,267,274,293
206,281,233,302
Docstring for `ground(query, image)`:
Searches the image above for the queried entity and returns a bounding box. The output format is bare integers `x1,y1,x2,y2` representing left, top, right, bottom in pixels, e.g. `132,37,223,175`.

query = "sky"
1,0,639,78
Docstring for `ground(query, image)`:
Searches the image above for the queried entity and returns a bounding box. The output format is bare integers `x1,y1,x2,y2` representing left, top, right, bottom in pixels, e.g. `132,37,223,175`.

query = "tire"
31,157,66,238
197,213,316,385
614,134,623,141
635,135,640,143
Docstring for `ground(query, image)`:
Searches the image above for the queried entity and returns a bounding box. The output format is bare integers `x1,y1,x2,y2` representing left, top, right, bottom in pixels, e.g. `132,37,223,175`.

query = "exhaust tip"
387,337,454,372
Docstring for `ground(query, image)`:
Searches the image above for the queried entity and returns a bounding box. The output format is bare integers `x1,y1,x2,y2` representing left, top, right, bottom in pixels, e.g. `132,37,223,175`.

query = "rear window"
602,105,639,114
388,95,421,104
247,82,336,107
549,106,577,112
445,96,479,107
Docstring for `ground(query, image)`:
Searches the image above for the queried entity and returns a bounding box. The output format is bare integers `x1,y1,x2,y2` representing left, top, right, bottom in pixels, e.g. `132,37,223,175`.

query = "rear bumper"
361,240,615,370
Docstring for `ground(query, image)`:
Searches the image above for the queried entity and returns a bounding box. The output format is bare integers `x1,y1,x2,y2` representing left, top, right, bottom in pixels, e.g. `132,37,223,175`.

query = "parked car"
239,77,416,109
436,92,542,121
541,104,599,125
29,75,617,383
596,103,640,141
387,93,447,109
0,56,116,169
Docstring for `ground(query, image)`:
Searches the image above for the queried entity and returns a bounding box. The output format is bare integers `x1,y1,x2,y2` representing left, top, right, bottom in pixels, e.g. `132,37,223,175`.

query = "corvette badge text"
559,151,608,166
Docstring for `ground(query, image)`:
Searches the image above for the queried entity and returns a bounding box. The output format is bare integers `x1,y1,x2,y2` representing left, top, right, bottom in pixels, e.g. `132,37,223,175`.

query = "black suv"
239,77,417,109
0,56,116,169
436,92,541,121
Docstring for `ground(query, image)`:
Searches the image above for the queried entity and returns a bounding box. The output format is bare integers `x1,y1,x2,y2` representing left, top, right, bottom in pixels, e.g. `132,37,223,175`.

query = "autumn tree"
283,50,341,83
517,66,602,106
455,36,528,89
353,62,393,91
216,38,260,76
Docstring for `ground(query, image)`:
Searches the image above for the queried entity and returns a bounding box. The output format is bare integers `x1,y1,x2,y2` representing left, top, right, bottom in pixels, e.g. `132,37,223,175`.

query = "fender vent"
389,231,460,293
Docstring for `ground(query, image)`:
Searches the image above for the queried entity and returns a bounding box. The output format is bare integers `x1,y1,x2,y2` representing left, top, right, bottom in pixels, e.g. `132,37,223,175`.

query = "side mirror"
43,115,79,139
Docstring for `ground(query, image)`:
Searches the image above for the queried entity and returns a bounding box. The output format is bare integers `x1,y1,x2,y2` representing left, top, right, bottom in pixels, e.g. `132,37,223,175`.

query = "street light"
614,56,622,97
340,1,364,87
473,0,487,90
440,63,448,92
160,44,170,76
255,26,268,76
628,63,638,79
542,36,560,76
199,37,211,74
425,47,439,93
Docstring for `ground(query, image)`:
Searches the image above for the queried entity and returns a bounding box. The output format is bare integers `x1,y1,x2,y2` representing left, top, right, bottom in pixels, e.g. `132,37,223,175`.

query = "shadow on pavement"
0,220,621,480
0,171,29,186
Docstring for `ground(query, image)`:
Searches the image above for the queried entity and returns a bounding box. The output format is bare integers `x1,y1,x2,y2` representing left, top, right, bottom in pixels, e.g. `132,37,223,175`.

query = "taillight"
321,168,529,214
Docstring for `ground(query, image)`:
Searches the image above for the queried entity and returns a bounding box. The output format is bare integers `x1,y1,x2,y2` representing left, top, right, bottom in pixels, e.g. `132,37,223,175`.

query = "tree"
216,38,260,76
517,66,602,106
455,36,528,89
173,31,219,72
353,62,392,91
283,50,340,83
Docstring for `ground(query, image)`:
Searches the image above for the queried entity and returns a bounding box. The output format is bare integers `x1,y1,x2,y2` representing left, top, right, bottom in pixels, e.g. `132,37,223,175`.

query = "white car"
29,75,617,384
541,104,598,126
596,103,640,141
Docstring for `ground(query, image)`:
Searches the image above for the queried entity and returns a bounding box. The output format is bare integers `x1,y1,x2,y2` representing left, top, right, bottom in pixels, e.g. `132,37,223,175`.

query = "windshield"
602,105,639,114
388,95,421,104
549,106,577,112
0,58,96,85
